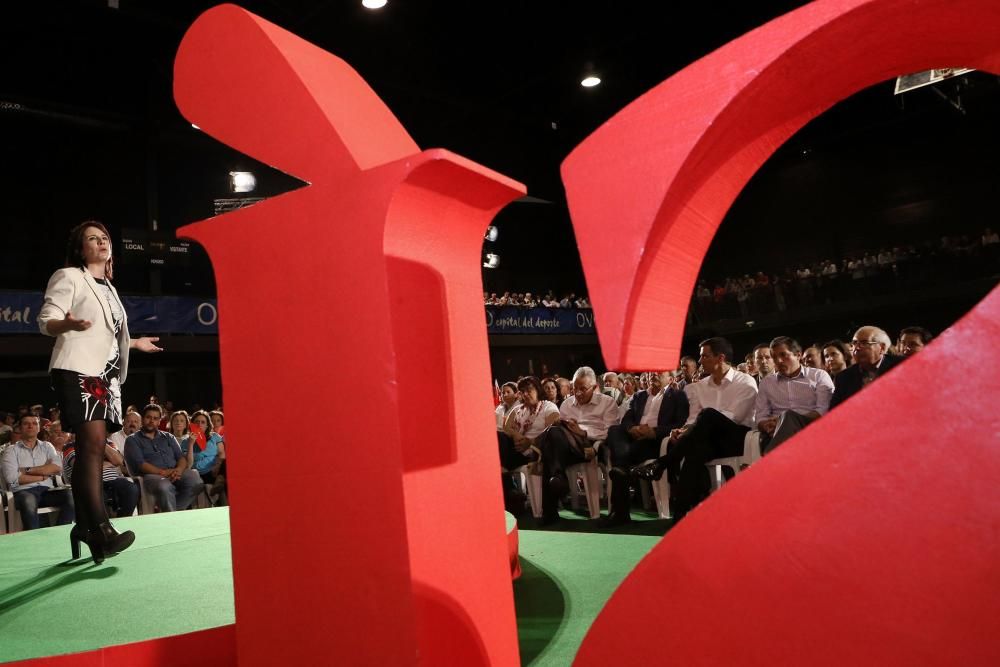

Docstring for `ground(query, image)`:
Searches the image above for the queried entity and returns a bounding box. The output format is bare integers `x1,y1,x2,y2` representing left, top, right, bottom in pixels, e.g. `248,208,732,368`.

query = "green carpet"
0,508,234,664
0,508,663,665
515,527,661,665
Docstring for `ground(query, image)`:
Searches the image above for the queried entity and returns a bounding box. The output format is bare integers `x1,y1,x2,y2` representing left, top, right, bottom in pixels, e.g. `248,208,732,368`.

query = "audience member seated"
556,377,572,403
898,326,933,357
189,410,226,503
753,343,774,382
540,378,561,407
634,337,758,521
537,366,618,523
498,376,560,513
124,404,204,512
210,410,225,436
755,337,835,455
821,339,853,378
831,326,901,409
677,356,699,389
600,371,624,406
0,415,75,529
801,345,824,369
495,382,520,429
63,436,138,518
604,371,689,526
109,411,141,459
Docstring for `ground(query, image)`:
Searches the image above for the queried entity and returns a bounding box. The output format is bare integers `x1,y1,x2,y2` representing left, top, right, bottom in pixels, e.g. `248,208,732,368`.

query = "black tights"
71,420,111,530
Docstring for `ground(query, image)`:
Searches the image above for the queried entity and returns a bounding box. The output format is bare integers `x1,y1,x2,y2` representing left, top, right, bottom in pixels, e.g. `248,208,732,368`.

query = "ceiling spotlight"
483,253,500,269
362,0,387,8
229,171,257,193
485,225,499,242
581,75,601,88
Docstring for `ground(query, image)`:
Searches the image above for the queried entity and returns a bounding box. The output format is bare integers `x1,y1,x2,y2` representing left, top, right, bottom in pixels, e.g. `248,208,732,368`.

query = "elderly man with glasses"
830,325,902,409
537,366,618,524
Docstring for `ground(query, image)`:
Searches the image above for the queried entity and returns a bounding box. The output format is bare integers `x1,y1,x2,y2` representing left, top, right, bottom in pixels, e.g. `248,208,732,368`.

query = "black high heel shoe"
633,459,667,482
71,522,135,565
69,523,87,560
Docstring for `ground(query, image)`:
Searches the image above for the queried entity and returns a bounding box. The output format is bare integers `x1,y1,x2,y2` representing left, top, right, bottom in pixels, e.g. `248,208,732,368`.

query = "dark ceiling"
2,0,998,296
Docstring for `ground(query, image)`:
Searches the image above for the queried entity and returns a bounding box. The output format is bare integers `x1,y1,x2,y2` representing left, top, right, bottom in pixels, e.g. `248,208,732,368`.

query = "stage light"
581,75,601,88
191,123,201,130
483,253,500,269
230,171,257,193
485,225,498,242
362,0,387,9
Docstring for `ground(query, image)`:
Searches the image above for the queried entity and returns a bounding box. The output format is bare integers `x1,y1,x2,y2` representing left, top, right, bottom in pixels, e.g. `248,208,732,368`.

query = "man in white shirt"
604,371,689,525
109,411,141,467
538,366,618,523
756,336,834,455
635,337,757,521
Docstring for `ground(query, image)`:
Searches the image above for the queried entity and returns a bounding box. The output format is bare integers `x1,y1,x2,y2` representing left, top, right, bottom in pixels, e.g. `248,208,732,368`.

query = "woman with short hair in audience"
169,410,192,449
822,339,854,378
497,376,560,512
541,377,561,407
188,410,226,503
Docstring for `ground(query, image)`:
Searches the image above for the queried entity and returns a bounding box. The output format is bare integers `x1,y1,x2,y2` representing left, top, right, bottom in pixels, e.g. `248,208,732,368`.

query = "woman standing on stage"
39,221,163,564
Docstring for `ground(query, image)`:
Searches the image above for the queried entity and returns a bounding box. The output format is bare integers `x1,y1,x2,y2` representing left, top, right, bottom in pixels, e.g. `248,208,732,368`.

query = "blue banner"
0,292,595,336
486,306,595,334
0,291,219,335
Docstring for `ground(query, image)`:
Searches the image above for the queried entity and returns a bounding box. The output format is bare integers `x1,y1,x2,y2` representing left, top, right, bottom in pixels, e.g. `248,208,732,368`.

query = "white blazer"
38,267,132,383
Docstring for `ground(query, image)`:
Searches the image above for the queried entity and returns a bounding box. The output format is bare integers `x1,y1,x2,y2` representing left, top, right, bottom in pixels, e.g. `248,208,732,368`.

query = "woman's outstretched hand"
132,336,163,353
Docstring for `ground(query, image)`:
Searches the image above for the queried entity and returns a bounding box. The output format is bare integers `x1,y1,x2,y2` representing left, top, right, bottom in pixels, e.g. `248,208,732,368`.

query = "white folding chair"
0,474,68,533
705,430,762,492
566,439,604,519
641,436,673,520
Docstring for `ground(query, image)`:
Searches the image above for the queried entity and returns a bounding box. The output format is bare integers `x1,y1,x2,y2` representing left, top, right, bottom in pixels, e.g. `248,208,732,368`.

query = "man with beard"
756,337,834,455
124,404,203,511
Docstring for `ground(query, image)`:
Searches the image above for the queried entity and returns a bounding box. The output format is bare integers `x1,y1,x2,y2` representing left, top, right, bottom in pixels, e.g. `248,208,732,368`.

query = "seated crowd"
495,323,933,526
485,290,591,308
691,227,998,325
0,398,227,531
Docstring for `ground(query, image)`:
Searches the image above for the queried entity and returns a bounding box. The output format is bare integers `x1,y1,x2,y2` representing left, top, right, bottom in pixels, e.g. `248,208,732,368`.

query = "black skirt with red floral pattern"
51,366,124,434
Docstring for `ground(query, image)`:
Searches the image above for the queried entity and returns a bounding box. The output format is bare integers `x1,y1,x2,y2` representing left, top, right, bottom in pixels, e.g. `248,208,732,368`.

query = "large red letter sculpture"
563,0,1000,663
173,5,524,665
13,1,1000,665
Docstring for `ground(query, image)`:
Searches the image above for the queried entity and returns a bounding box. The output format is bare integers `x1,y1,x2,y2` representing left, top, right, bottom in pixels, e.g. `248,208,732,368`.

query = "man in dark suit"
603,371,688,525
831,325,902,409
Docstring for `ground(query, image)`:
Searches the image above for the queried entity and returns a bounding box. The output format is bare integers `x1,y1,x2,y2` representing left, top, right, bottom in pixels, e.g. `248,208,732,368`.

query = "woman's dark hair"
66,220,114,280
821,339,851,359
190,409,215,436
539,377,560,405
516,376,544,400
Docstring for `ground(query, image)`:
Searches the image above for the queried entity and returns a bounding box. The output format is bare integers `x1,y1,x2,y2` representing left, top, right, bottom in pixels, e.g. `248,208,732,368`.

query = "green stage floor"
0,508,665,665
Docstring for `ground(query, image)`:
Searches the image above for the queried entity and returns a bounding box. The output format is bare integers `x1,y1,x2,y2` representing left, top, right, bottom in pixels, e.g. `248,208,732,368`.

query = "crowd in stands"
495,323,934,526
691,228,999,324
485,290,591,308
0,397,227,531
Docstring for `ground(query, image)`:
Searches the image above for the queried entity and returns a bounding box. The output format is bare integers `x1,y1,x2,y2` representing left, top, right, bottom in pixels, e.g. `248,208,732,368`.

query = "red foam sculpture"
12,1,1000,665
562,0,1000,663
172,5,524,665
